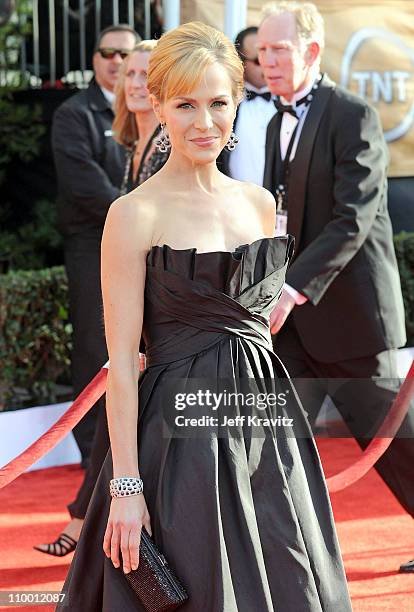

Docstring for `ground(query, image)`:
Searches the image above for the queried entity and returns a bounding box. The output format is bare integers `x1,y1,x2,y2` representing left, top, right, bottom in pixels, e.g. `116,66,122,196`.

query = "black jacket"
52,79,126,236
264,75,406,362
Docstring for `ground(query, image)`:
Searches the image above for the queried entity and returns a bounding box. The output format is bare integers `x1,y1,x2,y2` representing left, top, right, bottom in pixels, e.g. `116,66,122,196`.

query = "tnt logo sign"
340,28,414,142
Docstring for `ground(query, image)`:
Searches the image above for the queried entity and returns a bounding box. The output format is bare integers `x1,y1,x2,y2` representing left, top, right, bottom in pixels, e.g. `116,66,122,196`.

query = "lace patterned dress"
120,125,170,195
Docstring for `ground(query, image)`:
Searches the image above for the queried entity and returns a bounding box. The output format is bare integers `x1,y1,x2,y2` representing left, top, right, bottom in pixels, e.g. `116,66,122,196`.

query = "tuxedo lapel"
263,112,281,192
287,75,335,247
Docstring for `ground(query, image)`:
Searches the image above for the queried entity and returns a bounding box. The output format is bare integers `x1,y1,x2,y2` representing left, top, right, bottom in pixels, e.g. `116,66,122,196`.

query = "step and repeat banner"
181,0,414,178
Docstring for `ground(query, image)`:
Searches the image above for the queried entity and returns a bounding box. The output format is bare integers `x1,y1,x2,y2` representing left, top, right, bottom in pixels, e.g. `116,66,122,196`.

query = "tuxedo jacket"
264,74,406,362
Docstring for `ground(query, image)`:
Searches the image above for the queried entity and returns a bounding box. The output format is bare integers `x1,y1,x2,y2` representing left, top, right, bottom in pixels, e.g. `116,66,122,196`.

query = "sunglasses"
244,56,260,66
98,47,131,60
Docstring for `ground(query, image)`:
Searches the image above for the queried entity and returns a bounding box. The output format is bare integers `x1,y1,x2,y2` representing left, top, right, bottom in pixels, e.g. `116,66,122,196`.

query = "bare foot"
34,517,84,555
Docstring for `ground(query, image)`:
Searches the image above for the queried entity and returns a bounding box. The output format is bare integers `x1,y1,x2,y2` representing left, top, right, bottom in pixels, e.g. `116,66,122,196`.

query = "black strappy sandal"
33,532,77,557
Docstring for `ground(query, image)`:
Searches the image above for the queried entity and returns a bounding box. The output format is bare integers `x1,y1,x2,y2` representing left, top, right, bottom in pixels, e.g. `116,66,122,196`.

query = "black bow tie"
245,89,272,102
273,93,310,118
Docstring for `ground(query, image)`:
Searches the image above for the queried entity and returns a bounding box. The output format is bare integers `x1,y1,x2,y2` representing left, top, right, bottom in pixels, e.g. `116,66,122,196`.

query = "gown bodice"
142,235,295,367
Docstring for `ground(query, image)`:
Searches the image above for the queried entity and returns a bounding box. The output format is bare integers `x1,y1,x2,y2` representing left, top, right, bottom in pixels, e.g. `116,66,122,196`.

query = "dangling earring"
226,130,239,151
154,122,171,152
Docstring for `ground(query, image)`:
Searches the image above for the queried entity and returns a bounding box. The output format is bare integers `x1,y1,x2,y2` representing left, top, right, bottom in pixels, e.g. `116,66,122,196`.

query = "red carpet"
0,438,413,611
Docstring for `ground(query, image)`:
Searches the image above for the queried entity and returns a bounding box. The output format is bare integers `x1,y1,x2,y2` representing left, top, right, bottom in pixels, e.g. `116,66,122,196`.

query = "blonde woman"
113,39,170,193
58,22,351,611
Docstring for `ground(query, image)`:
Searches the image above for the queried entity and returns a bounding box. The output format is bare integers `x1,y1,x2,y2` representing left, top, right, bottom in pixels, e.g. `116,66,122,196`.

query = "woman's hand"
103,494,152,574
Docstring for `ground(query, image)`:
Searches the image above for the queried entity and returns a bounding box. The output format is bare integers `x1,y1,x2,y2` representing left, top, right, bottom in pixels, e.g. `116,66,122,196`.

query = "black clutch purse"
124,527,189,611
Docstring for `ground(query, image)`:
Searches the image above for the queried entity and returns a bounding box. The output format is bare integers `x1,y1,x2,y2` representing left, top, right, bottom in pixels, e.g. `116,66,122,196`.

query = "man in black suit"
259,1,414,571
45,25,139,548
52,24,139,465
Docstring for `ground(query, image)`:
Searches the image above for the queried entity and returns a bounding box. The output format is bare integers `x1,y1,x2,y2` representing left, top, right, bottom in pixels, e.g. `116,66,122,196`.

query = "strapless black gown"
57,237,351,612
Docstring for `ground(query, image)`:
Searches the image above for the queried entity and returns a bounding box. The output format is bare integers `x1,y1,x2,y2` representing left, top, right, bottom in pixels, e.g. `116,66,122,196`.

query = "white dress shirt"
279,80,314,161
228,82,276,185
100,86,115,107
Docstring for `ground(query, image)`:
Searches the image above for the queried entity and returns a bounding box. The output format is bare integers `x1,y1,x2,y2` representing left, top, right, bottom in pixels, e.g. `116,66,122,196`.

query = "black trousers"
64,232,110,518
274,319,414,518
64,232,108,461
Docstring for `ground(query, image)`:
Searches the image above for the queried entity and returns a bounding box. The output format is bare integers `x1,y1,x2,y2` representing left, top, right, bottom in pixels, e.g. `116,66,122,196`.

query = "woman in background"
113,39,170,194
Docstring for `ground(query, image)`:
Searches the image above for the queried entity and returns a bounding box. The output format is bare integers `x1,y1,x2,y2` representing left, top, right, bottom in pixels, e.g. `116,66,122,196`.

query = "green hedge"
0,266,72,410
0,232,413,411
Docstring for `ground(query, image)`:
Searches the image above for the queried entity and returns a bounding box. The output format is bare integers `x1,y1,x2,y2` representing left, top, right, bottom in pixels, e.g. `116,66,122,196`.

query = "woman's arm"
101,193,155,575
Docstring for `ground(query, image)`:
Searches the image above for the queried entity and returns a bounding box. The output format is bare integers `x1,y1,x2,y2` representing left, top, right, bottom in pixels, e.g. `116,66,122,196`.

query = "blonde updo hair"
113,39,158,148
147,22,244,105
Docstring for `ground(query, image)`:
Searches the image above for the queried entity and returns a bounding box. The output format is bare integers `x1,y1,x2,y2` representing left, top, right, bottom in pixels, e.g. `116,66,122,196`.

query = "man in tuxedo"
259,1,414,571
218,26,275,184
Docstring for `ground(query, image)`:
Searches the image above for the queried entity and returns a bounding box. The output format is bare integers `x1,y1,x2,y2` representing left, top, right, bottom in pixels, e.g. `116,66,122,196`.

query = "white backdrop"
0,402,81,472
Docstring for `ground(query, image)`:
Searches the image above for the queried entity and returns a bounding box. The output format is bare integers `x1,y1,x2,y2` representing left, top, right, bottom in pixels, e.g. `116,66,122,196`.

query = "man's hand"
139,352,146,372
270,289,296,334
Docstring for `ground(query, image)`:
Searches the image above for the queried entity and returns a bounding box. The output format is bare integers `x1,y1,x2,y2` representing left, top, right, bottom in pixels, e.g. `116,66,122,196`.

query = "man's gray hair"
261,1,325,52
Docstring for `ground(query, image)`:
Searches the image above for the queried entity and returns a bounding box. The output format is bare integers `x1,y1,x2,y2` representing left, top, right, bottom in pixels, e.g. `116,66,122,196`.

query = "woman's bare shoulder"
104,189,160,250
238,181,276,235
110,187,159,217
239,181,276,208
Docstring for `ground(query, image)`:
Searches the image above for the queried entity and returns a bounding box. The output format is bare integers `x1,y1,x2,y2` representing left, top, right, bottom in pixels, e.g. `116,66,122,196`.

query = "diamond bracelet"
109,476,144,498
